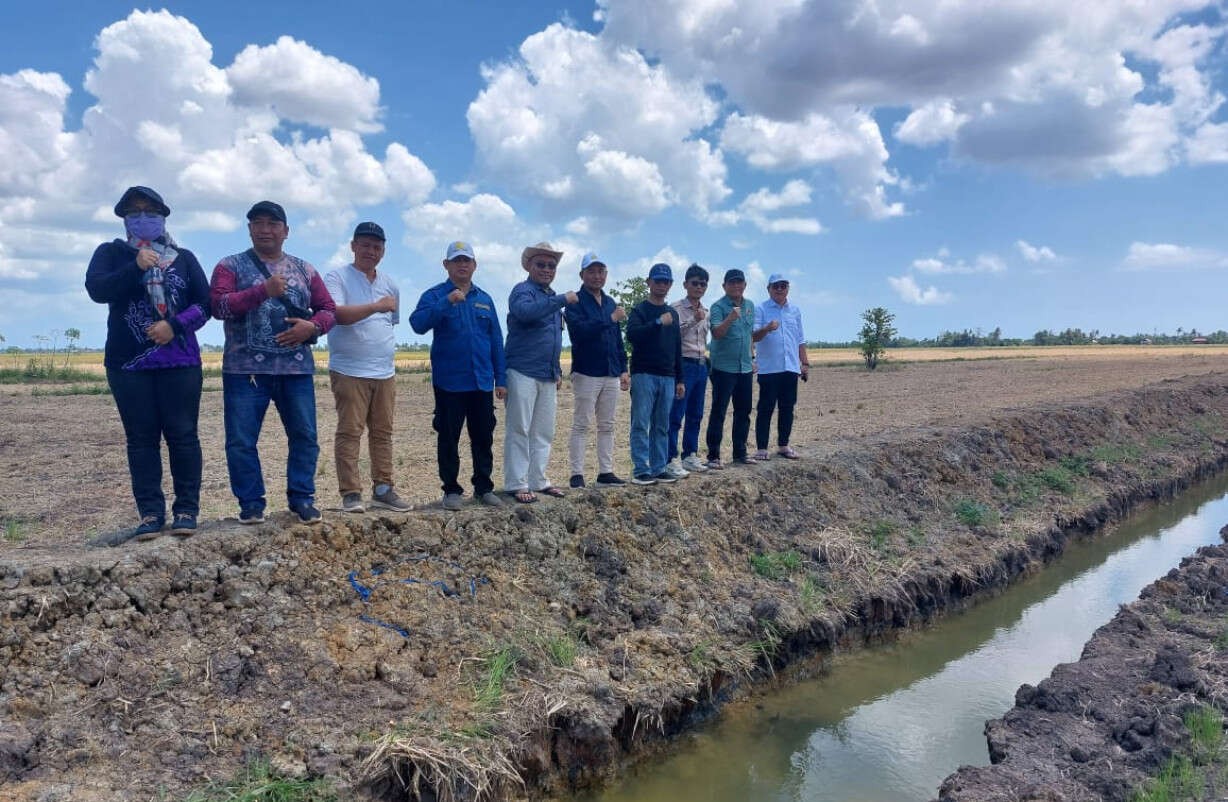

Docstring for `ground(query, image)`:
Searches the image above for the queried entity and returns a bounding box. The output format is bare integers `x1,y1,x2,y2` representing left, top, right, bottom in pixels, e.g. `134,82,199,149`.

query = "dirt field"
3,347,1228,551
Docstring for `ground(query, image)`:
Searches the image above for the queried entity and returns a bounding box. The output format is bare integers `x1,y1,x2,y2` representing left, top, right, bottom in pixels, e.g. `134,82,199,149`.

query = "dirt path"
4,373,1228,801
937,541,1228,802
3,349,1228,551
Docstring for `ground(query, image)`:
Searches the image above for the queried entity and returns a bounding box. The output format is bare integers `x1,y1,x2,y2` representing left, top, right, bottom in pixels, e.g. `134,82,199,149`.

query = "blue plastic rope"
348,553,490,637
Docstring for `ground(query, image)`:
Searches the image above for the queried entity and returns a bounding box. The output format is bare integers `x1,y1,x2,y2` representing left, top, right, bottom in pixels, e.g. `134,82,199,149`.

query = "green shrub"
750,550,802,580
954,499,994,527
1037,466,1076,495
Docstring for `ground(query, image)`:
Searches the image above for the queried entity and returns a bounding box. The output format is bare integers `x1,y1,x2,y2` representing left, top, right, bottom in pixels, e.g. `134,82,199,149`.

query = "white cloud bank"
888,274,953,305
1123,242,1228,271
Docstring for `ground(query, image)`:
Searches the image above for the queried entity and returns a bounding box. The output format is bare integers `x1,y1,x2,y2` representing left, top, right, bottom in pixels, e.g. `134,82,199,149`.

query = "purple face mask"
124,213,165,242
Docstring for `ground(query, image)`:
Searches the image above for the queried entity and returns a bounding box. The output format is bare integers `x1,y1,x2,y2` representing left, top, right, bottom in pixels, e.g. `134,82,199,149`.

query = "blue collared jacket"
505,279,567,381
410,280,507,392
564,289,627,378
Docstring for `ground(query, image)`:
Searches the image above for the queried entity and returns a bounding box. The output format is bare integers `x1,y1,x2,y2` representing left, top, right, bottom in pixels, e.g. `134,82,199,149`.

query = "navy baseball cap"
114,186,170,217
246,200,287,223
723,268,746,283
648,263,673,282
353,221,385,241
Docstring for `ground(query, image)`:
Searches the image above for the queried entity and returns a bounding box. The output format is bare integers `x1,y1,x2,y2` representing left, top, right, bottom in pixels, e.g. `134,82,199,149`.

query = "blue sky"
1,1,1227,348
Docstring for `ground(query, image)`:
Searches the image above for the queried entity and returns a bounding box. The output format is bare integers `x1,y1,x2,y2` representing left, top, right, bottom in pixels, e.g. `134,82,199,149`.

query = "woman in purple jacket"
85,187,210,541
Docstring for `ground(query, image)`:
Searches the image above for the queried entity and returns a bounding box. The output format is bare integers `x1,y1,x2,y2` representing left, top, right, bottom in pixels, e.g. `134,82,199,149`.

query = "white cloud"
1016,239,1057,262
895,99,969,146
466,23,729,224
600,0,1228,180
1122,242,1228,271
912,251,1006,274
1187,121,1228,164
713,179,824,235
227,35,383,132
0,9,435,292
888,274,953,305
721,110,905,219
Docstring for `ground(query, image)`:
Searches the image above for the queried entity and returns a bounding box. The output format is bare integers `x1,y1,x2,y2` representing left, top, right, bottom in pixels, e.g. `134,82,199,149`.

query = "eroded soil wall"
3,374,1228,801
937,540,1228,802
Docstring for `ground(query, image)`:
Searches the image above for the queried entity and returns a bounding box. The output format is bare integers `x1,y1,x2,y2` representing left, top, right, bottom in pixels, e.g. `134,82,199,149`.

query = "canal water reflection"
581,473,1228,802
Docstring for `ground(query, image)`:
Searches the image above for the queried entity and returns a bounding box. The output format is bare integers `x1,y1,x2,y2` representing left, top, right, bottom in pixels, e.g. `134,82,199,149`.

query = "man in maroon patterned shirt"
209,200,336,525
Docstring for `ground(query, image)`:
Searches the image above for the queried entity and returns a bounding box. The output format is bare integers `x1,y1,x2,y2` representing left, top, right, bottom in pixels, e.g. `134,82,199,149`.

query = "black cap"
723,268,746,283
352,221,385,241
114,186,170,218
246,200,287,224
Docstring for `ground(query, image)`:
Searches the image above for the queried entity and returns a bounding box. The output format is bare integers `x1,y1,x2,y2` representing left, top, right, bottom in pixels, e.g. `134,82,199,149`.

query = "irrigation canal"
576,473,1228,802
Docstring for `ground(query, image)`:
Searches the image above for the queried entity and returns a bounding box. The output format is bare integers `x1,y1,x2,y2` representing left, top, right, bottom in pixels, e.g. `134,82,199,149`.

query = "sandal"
537,486,566,498
513,490,537,504
777,447,800,459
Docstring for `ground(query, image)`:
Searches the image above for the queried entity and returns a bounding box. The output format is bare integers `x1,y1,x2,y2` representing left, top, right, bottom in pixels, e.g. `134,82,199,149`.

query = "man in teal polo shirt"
705,268,776,468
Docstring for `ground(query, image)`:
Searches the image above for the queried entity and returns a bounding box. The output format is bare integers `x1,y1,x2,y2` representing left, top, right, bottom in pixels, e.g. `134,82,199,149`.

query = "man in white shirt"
324,222,411,512
752,273,809,460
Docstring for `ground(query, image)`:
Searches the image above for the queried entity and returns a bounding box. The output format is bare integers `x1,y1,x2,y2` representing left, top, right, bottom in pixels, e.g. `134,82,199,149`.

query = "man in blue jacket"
409,241,507,510
564,252,628,489
503,241,578,503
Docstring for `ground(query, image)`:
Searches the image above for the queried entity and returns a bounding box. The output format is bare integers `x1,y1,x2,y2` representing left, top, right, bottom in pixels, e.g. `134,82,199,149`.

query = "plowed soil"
3,347,1228,550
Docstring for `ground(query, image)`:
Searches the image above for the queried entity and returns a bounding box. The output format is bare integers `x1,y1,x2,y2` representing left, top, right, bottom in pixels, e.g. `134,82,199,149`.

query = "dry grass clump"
361,731,524,802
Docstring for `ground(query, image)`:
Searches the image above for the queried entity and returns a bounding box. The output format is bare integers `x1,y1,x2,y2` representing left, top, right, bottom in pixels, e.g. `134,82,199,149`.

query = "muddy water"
581,474,1228,802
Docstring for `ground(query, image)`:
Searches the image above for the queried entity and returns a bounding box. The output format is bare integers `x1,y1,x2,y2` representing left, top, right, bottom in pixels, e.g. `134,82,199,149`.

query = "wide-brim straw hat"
521,241,564,267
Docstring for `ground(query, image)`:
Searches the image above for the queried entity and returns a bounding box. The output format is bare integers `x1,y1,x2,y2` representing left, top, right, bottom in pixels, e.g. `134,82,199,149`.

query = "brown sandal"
537,486,566,498
513,490,537,504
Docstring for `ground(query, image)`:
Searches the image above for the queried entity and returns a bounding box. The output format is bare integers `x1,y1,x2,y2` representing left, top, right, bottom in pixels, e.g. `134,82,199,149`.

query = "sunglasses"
531,260,558,269
769,282,789,289
687,280,708,287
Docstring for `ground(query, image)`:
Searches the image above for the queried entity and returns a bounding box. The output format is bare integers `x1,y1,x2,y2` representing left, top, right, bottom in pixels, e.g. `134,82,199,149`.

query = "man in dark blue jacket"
409,241,507,510
564,252,629,489
503,241,578,503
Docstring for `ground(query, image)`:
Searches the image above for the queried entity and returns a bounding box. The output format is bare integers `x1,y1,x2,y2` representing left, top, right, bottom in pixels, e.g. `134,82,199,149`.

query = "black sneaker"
291,502,322,525
170,514,197,536
133,515,165,542
595,473,626,487
653,472,678,484
239,506,265,525
570,473,586,489
631,474,657,485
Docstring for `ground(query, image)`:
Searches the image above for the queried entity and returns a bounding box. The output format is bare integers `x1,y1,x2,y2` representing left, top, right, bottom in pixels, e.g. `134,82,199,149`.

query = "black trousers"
106,365,203,519
706,369,753,460
756,372,799,449
432,386,496,495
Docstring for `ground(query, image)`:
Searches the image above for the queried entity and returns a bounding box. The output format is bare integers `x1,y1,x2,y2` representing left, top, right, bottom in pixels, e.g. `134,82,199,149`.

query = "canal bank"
576,468,1228,802
3,374,1228,801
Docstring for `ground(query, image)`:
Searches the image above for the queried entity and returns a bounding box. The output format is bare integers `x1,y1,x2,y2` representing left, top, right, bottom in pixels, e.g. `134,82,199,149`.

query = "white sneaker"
664,459,690,479
681,455,709,473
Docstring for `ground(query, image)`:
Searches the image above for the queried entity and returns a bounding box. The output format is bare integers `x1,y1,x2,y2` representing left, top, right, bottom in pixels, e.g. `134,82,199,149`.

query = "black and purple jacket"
85,239,211,370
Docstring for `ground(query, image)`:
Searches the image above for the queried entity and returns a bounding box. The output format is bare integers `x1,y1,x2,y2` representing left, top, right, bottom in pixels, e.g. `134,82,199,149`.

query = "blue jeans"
630,373,673,477
669,359,708,461
223,373,319,512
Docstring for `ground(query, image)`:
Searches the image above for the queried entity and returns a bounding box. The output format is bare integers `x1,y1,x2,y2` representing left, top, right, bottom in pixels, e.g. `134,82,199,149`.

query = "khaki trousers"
569,373,619,476
329,371,396,496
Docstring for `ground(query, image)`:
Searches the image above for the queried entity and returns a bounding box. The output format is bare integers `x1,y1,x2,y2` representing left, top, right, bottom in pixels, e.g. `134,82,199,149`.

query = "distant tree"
609,277,649,355
857,307,897,370
63,328,81,369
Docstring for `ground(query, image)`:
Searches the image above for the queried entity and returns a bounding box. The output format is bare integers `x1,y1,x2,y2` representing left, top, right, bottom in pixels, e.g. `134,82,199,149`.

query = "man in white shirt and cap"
752,272,809,460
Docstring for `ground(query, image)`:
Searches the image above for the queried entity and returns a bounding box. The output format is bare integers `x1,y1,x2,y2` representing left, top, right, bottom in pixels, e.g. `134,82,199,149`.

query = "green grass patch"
749,550,802,580
473,645,520,711
1185,706,1224,761
1090,442,1143,463
907,525,927,548
180,760,336,801
1214,628,1228,652
542,633,578,668
1037,466,1077,495
1147,433,1177,450
799,574,826,614
4,519,24,543
0,363,102,384
1058,455,1092,477
31,384,110,396
953,499,996,528
866,520,895,550
991,470,1009,489
1130,754,1202,802
688,638,718,671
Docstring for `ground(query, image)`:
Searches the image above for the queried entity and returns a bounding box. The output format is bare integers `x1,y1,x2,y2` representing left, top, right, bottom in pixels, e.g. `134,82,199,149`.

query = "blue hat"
445,240,475,261
114,186,170,217
580,252,606,271
247,200,286,224
353,221,385,241
723,268,746,283
768,273,789,286
648,263,673,282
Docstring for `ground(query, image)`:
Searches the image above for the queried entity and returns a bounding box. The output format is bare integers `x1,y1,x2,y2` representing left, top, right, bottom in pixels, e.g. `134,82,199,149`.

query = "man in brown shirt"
667,263,712,477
